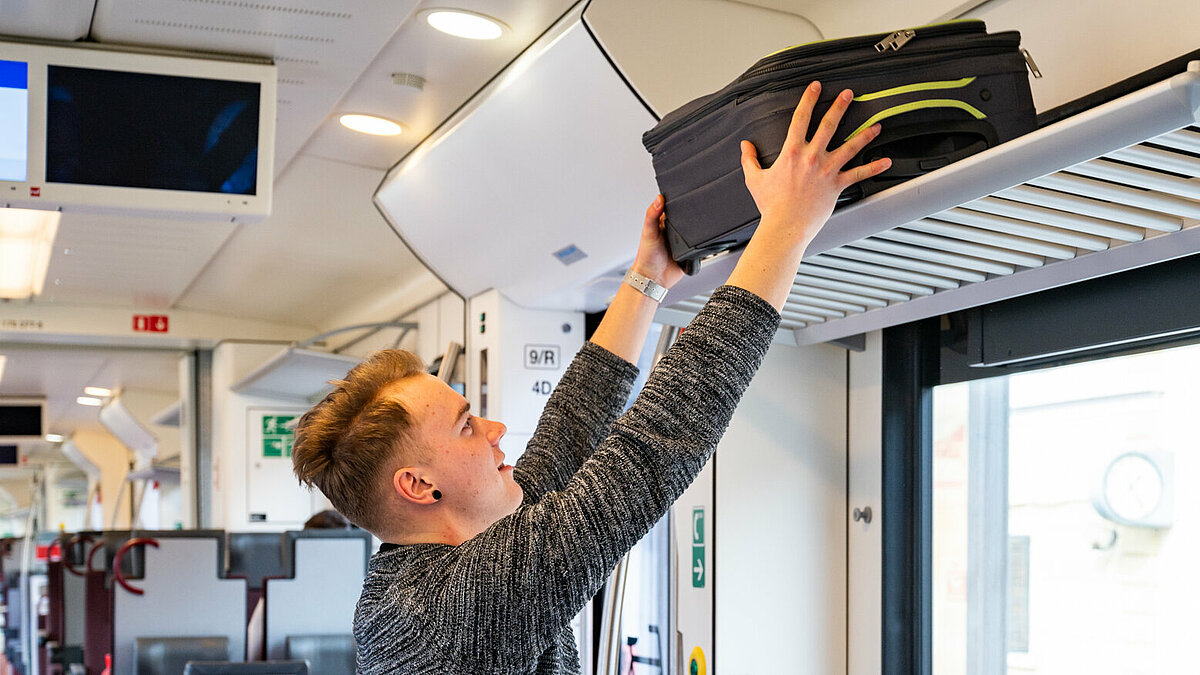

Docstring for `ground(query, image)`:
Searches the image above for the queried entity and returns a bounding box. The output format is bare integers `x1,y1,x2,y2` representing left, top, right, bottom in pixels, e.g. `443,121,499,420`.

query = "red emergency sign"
133,314,170,333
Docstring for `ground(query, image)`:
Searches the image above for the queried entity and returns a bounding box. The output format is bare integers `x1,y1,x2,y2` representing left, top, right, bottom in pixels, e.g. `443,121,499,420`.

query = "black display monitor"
0,40,275,222
46,66,261,195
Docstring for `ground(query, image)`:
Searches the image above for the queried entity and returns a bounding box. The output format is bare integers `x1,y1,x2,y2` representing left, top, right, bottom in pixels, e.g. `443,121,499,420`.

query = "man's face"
391,373,523,529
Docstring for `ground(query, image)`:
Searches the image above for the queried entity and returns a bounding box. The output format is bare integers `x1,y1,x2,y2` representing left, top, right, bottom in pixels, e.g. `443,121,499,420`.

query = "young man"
292,82,890,674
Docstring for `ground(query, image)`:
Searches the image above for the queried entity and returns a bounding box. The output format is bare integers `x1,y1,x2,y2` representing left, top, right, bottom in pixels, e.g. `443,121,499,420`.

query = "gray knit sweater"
354,285,780,674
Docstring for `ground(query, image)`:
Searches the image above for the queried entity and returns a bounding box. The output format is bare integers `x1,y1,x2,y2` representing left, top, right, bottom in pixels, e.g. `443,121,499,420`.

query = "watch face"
1104,454,1163,522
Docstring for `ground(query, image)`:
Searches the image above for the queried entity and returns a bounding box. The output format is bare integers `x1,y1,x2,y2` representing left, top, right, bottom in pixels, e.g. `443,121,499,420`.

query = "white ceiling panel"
734,0,984,38
89,0,423,174
174,154,429,328
0,0,95,41
0,344,182,445
39,213,237,309
303,0,577,170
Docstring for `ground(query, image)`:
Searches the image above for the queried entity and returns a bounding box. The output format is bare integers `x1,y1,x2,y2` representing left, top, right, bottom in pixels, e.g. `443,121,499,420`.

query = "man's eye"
462,417,474,434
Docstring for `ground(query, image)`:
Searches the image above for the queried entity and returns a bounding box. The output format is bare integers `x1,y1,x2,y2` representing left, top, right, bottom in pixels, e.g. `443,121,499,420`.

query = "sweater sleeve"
512,341,639,503
434,285,781,670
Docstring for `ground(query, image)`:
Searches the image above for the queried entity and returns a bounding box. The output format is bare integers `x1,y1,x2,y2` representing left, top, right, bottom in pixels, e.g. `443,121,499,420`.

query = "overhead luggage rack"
662,62,1200,345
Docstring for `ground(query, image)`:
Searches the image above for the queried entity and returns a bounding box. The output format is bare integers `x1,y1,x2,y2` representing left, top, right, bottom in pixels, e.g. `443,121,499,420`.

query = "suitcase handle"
859,118,998,178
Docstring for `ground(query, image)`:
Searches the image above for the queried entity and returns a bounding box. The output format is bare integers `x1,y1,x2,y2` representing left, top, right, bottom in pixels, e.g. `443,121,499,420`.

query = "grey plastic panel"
62,568,87,646
264,538,367,660
112,539,247,675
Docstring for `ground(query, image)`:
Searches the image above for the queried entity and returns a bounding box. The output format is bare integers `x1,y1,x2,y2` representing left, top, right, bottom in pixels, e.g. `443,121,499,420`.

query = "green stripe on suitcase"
846,99,987,140
854,77,977,102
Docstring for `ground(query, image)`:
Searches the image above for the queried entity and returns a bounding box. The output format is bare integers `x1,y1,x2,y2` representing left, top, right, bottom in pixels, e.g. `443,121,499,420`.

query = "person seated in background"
292,82,890,674
303,508,351,530
245,508,354,661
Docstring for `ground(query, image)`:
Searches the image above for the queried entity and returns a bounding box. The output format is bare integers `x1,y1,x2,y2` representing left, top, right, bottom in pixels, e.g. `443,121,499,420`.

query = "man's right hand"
739,80,892,252
726,80,891,311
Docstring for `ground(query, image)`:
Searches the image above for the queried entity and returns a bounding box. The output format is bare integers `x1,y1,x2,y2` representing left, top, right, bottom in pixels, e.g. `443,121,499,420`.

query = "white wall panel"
848,331,883,675
970,0,1200,112
715,340,848,674
211,342,324,530
465,290,583,461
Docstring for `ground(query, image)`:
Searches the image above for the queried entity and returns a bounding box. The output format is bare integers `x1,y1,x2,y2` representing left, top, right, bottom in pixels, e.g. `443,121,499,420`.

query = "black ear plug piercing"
432,490,442,500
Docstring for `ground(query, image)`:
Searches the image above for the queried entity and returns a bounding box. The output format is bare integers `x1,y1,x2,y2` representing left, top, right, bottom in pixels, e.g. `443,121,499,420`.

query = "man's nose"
485,419,506,444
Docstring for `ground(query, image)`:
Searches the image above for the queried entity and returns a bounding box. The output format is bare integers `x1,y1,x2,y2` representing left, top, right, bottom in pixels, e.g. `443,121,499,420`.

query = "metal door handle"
853,506,873,524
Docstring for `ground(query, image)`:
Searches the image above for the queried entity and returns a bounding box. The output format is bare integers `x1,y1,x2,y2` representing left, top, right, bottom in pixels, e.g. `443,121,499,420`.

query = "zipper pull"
1021,48,1043,78
875,29,915,52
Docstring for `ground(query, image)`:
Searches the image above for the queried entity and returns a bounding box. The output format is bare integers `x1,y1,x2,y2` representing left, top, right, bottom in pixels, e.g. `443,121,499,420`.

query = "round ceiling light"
425,9,507,40
339,114,404,136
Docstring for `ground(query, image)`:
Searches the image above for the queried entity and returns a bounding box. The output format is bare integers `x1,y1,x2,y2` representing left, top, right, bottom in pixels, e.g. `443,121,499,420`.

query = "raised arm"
514,198,686,499
587,195,684,363
440,83,891,669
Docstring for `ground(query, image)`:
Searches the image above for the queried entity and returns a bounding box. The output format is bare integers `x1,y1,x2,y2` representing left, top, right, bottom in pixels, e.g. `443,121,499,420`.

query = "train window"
930,339,1200,672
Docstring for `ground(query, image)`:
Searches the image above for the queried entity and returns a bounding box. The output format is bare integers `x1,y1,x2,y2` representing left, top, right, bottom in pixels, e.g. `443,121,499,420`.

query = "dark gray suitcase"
642,20,1037,274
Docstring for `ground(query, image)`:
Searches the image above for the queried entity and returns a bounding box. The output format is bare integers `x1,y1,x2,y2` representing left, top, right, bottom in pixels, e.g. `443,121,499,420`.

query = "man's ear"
392,467,439,505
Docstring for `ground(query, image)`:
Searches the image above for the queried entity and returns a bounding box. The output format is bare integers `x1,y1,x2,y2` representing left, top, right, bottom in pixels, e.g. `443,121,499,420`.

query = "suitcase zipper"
740,20,985,81
746,44,1013,97
644,39,1017,151
875,30,915,52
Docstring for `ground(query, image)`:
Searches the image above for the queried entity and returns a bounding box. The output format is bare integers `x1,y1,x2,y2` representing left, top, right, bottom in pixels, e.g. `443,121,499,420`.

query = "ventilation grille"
666,65,1200,345
132,19,335,42
178,0,352,20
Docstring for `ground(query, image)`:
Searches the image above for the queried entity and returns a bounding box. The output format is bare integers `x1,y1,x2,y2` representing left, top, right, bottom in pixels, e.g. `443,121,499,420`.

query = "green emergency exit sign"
262,415,297,458
691,507,705,588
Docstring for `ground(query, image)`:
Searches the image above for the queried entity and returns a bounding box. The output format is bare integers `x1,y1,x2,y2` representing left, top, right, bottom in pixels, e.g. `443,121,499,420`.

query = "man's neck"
386,511,482,546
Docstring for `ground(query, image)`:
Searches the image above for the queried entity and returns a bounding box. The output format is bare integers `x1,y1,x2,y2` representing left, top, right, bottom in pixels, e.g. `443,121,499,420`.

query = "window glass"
933,341,1200,673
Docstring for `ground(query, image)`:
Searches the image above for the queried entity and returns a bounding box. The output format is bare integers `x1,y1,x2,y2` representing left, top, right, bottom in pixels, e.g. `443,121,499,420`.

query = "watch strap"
623,269,668,303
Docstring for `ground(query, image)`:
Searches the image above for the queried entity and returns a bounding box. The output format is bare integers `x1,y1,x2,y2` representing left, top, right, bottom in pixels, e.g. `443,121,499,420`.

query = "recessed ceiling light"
425,9,507,40
76,396,103,407
339,114,404,136
0,208,61,299
44,434,64,443
83,386,112,397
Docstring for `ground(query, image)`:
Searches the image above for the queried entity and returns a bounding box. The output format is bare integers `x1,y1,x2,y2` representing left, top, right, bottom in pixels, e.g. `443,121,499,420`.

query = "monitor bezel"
0,40,275,223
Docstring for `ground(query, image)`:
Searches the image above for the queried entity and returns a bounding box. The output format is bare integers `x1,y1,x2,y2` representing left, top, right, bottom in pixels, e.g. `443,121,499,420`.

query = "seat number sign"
526,344,561,397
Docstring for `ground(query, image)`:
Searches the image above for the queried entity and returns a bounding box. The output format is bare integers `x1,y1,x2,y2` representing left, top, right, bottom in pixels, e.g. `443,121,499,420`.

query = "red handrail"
86,541,105,573
112,538,159,596
64,534,94,577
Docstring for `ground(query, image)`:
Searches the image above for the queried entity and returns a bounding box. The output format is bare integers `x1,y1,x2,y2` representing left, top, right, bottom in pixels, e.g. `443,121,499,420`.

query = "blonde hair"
292,349,426,533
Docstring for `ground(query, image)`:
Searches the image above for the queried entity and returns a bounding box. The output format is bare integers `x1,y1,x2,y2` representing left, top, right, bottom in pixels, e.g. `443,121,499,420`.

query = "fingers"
830,123,882,168
810,89,854,152
643,194,665,233
839,157,893,188
781,81,822,153
740,140,762,178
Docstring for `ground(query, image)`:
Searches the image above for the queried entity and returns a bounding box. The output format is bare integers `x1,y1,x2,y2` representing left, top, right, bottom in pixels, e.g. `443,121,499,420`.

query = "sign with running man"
691,507,705,588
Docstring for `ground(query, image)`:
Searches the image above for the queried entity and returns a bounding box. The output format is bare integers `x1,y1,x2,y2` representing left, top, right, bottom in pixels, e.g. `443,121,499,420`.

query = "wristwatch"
623,269,668,303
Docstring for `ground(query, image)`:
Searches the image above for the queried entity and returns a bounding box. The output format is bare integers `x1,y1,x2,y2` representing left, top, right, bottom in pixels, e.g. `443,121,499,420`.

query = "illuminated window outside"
933,341,1200,673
